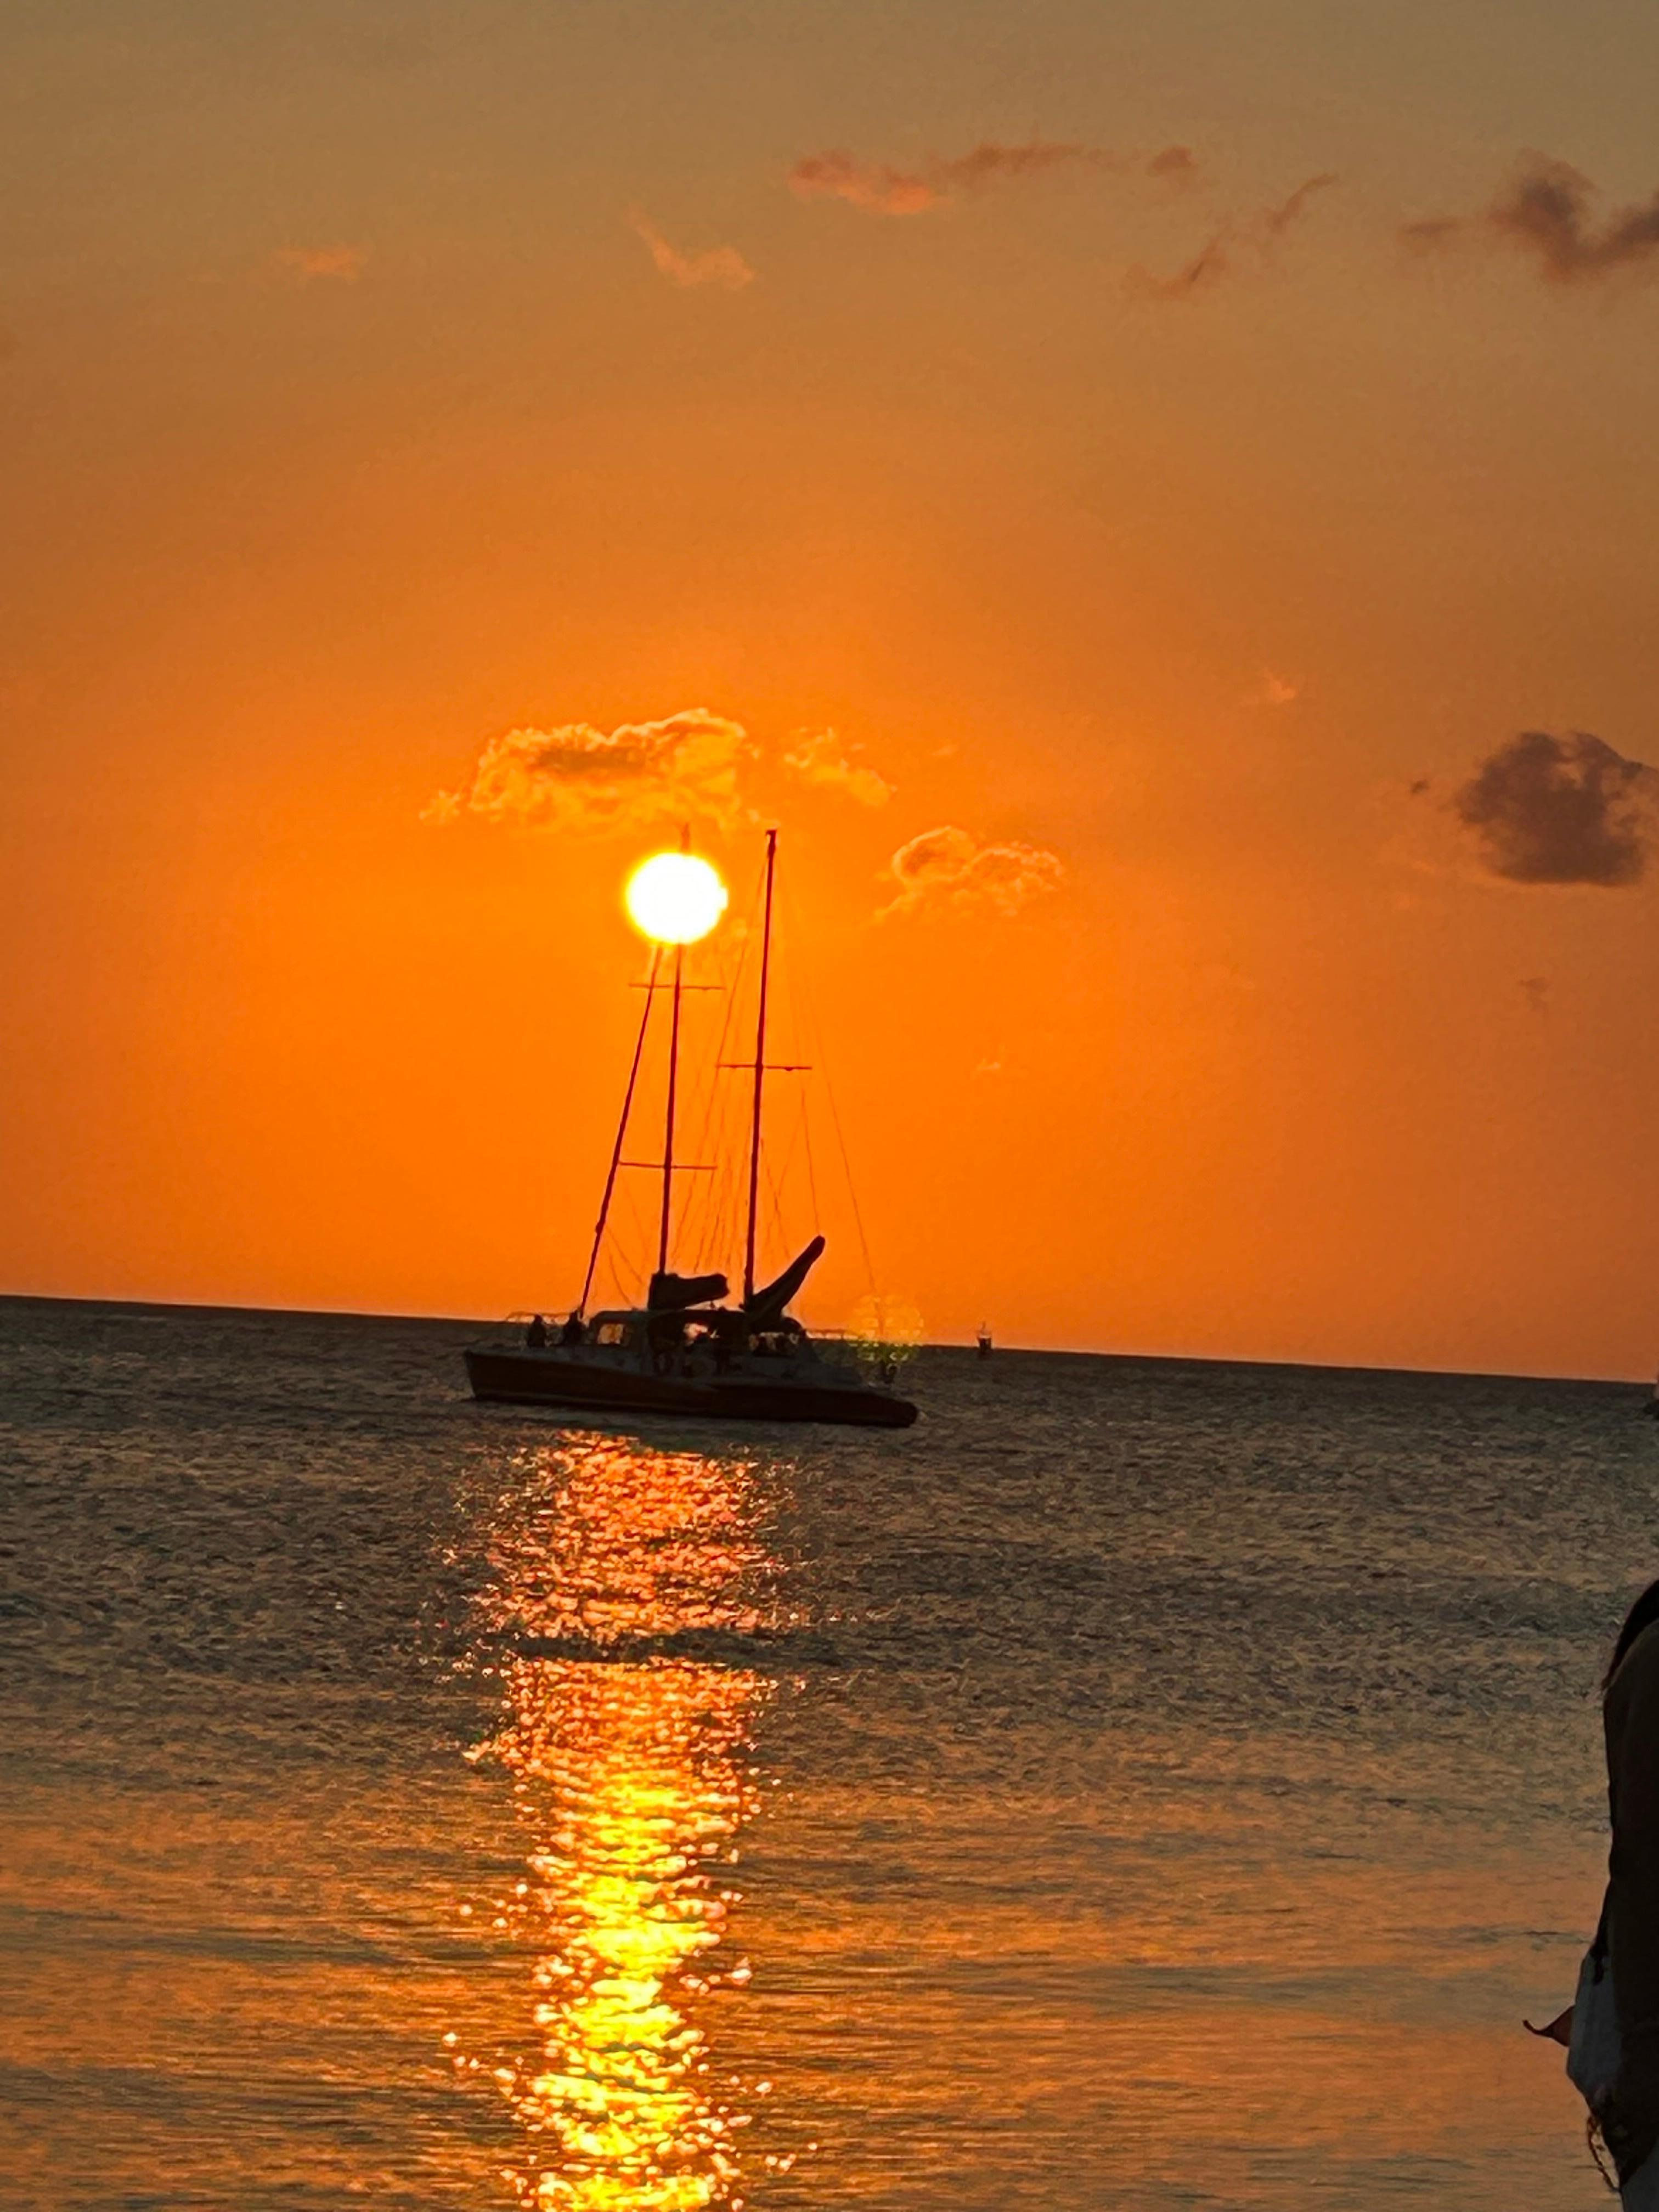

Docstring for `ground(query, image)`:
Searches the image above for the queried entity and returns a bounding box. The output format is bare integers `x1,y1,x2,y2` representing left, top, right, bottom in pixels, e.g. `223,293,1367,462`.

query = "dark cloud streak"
1404,154,1659,285
1492,155,1659,282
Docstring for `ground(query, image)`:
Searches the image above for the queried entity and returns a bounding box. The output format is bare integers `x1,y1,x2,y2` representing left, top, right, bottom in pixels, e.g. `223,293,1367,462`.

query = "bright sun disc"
624,851,729,945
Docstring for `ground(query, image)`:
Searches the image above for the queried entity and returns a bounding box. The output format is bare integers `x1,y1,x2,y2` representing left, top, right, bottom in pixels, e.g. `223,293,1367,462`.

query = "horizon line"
0,1286,1648,1393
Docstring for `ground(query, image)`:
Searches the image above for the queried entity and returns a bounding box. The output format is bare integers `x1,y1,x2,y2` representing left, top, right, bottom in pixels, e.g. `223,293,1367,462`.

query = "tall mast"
656,823,693,1279
657,943,684,1275
743,828,778,1305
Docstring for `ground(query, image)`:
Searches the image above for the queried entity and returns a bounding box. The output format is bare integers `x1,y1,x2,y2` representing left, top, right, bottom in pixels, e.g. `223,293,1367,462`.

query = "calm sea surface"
2,1296,1654,2210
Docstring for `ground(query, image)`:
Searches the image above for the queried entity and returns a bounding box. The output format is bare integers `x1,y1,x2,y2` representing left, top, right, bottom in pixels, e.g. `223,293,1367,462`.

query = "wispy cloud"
782,729,893,807
1404,153,1659,286
1147,145,1200,186
1128,172,1336,300
426,710,752,836
629,213,755,291
1262,172,1338,237
1128,234,1231,301
789,139,1197,218
1251,671,1300,708
1453,730,1657,886
882,826,1064,918
1400,216,1462,257
274,244,368,282
789,151,939,216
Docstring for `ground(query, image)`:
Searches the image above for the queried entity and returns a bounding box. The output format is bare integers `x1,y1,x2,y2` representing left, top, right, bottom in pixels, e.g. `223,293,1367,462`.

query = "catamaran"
464,831,918,1428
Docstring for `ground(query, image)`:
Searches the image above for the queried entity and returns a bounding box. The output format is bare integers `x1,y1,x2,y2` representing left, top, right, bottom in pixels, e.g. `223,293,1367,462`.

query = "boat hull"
463,1347,917,1429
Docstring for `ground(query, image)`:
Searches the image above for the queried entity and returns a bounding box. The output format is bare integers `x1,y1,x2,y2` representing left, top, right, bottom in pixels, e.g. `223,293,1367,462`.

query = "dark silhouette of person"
560,1313,586,1346
524,1313,548,1348
1596,1581,1659,2201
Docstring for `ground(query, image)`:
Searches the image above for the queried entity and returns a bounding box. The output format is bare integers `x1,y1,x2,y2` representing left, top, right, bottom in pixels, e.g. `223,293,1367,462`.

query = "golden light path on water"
458,1436,787,2211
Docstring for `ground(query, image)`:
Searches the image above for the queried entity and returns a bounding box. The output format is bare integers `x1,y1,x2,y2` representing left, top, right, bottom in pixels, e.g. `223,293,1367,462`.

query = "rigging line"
760,1082,812,1250
781,876,881,1297
764,1154,789,1256
687,1062,743,1276
759,1131,798,1255
800,1068,824,1233
614,1153,658,1300
821,1047,880,1298
579,944,661,1316
711,1109,746,1273
608,1181,649,1302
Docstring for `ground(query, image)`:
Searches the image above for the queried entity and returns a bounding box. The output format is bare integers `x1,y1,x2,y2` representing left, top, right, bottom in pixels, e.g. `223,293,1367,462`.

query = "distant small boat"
976,1324,993,1361
465,831,917,1430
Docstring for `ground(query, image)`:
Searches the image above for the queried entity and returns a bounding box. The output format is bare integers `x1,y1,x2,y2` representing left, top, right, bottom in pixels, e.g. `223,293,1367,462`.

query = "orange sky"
3,1,1659,1375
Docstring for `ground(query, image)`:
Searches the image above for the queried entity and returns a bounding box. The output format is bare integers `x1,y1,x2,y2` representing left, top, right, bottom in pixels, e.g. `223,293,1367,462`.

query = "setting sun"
624,851,729,946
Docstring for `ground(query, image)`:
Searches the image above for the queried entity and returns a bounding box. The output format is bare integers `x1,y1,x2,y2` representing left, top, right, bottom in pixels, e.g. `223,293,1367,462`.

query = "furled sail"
743,1235,825,1328
647,1269,730,1312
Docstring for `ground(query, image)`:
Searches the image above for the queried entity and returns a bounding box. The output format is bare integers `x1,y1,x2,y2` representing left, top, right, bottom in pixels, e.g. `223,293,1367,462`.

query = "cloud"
1261,172,1338,237
1252,671,1300,707
1128,234,1231,300
788,140,1196,217
1400,215,1463,256
789,150,938,216
1491,155,1659,282
1147,145,1200,186
883,826,1064,918
274,244,368,281
427,709,752,836
1519,976,1549,1014
782,729,893,806
1453,730,1657,886
1128,172,1336,299
1404,154,1659,285
629,213,755,291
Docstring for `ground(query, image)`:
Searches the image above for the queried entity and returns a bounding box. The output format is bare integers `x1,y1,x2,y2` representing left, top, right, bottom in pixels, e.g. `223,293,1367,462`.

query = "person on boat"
1587,1581,1659,2200
709,1305,751,1372
524,1313,548,1348
560,1312,586,1346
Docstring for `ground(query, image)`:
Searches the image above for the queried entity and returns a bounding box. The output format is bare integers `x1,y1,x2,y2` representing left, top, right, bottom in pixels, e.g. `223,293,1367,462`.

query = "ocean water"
1,1297,1654,2210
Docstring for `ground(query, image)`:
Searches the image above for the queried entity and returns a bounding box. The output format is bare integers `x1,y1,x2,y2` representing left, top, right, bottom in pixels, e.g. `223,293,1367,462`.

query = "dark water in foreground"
2,1297,1654,2209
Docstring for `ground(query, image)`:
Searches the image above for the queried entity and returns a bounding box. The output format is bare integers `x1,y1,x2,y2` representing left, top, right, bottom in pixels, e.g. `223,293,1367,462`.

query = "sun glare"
625,851,729,945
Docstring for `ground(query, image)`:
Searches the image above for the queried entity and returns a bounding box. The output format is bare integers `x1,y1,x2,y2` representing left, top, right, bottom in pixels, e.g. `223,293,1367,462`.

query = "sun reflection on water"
460,1437,783,2211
